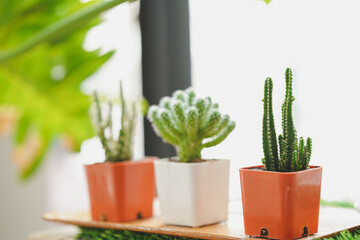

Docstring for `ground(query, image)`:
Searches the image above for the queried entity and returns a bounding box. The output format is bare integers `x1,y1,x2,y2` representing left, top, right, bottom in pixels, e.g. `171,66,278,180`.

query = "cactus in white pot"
147,88,235,227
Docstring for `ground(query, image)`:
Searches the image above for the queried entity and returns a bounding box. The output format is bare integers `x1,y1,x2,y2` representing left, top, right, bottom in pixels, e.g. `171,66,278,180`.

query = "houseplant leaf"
0,0,128,180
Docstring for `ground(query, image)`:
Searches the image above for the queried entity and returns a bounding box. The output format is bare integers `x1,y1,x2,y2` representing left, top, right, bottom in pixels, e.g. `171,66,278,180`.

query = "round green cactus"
147,88,235,163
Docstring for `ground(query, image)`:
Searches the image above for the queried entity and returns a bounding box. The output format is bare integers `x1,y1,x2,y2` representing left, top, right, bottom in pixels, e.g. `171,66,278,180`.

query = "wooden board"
43,205,360,240
29,227,78,240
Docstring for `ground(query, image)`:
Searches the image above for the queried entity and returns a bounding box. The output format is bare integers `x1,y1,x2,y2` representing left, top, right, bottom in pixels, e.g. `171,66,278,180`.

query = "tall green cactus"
262,68,312,172
92,82,137,162
147,89,236,163
262,78,279,171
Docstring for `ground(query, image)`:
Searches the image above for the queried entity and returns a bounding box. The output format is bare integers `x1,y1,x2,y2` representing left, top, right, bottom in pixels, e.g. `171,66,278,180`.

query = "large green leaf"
0,0,127,180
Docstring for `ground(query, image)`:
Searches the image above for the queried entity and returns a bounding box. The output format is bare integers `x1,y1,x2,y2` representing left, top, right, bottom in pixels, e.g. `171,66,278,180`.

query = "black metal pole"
140,0,191,158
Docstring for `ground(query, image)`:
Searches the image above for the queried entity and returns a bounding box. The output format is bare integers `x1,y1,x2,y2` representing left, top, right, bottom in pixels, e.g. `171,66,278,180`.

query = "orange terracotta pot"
240,165,322,240
85,157,157,222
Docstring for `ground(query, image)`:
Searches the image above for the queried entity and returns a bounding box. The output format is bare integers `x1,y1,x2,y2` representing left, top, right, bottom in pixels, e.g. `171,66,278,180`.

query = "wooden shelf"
42,204,360,240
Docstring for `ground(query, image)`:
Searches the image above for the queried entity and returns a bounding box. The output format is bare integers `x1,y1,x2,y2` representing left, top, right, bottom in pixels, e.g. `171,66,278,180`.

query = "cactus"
262,68,312,172
92,82,137,162
262,78,279,171
147,88,235,163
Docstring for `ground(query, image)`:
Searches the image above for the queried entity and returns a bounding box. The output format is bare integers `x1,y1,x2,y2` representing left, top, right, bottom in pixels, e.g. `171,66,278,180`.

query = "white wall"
0,136,51,239
190,0,360,201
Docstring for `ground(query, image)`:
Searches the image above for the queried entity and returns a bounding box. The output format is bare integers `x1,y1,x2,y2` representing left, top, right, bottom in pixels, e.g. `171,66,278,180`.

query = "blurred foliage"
0,0,269,180
77,227,200,240
0,0,127,180
320,199,354,209
321,228,360,240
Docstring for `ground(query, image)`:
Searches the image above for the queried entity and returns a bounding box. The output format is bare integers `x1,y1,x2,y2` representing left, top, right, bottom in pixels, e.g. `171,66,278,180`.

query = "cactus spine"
92,82,137,162
148,89,235,163
262,68,312,172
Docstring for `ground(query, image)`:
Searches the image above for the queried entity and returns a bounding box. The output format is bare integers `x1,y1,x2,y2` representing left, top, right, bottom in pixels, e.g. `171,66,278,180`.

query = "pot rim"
84,156,157,167
240,165,322,175
155,157,229,165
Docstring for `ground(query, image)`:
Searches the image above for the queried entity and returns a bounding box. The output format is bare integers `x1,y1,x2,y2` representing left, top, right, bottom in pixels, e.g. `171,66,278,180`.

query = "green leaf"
141,97,150,116
0,0,122,180
15,113,30,145
0,0,128,62
320,199,354,209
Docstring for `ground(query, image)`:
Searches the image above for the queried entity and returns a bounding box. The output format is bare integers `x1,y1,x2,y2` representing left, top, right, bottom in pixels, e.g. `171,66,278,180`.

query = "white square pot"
154,158,230,227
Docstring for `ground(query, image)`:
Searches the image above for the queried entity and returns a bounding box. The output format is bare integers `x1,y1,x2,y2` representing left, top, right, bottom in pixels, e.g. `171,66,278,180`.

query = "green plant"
92,83,137,162
320,228,360,240
262,68,312,172
147,89,235,163
76,227,200,240
320,199,354,209
0,0,129,179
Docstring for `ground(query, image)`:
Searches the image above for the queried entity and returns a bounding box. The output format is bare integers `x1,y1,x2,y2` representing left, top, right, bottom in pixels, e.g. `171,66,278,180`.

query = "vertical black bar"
140,0,191,158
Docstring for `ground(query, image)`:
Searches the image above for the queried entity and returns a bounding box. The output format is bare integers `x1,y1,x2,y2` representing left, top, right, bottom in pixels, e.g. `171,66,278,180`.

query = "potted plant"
240,68,322,239
85,83,156,222
147,88,236,227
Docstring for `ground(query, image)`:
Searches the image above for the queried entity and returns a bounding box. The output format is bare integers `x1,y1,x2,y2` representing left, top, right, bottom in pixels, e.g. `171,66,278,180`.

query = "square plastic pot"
154,158,230,227
240,165,322,240
85,157,157,222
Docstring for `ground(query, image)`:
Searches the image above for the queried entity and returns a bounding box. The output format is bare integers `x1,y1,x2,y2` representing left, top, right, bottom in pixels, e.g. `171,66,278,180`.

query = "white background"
189,0,360,200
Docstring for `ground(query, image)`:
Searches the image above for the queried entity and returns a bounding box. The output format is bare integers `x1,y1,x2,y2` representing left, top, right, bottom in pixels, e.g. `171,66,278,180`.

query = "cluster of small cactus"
262,68,312,172
92,83,137,162
147,88,236,163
